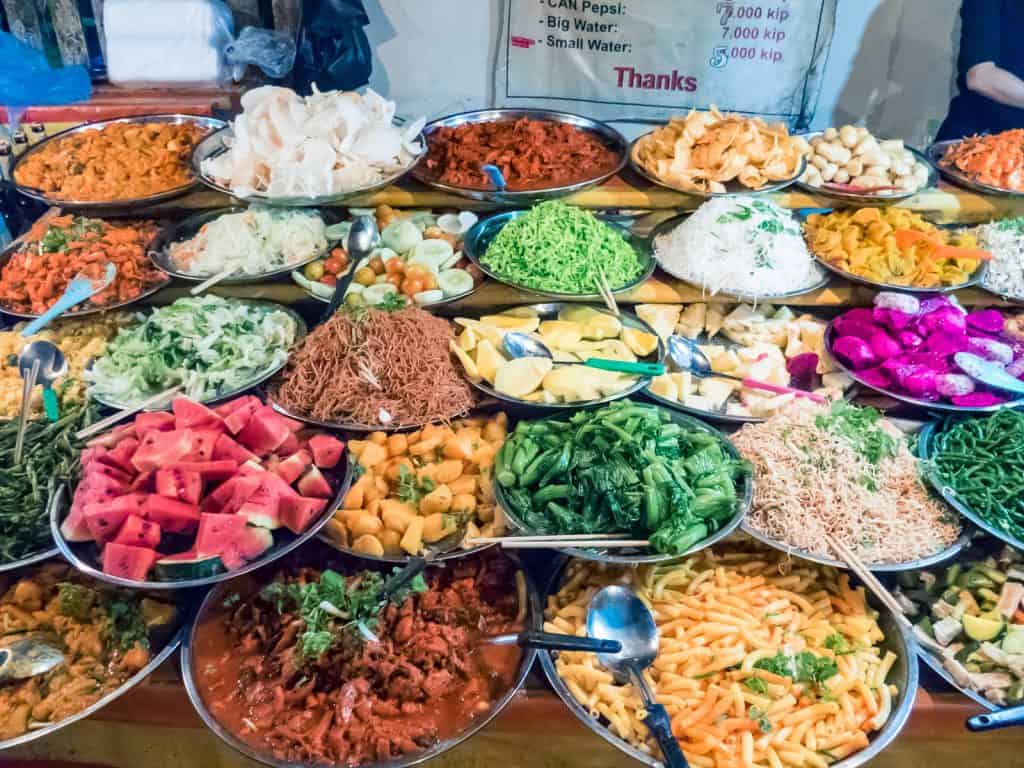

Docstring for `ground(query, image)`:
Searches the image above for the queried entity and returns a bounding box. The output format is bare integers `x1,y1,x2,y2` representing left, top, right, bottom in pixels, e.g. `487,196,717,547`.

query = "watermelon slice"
130,471,157,493
113,516,162,549
173,397,225,429
84,503,129,543
276,412,306,432
184,429,222,462
237,407,292,456
87,422,136,448
280,496,328,534
153,550,224,581
297,466,333,499
132,429,193,472
213,395,260,418
80,446,107,469
104,493,150,518
219,476,263,515
251,470,299,500
200,475,256,514
277,432,299,457
78,472,130,498
213,434,257,465
102,542,159,581
85,462,134,486
274,450,312,485
219,527,273,569
60,503,92,542
143,495,200,534
155,468,203,505
223,399,261,435
134,411,175,435
195,512,247,558
237,482,282,529
308,435,344,469
167,460,237,481
98,438,139,474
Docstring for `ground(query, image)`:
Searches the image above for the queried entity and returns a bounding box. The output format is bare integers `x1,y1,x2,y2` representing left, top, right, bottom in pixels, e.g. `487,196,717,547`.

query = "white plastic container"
104,0,235,86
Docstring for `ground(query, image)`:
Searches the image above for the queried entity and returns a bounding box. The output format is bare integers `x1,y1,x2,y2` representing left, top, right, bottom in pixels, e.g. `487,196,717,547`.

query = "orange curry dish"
0,563,179,741
14,121,208,202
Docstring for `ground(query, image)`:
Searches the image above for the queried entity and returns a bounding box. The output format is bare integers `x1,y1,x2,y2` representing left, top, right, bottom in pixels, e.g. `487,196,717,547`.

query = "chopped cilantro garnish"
744,677,769,695
754,651,838,686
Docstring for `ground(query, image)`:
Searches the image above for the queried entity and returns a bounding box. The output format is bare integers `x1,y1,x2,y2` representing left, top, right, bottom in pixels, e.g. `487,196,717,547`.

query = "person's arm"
966,61,1024,109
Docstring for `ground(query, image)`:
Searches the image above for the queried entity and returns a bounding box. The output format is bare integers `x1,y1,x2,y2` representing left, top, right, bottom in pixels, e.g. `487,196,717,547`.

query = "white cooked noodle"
654,197,824,297
733,403,960,564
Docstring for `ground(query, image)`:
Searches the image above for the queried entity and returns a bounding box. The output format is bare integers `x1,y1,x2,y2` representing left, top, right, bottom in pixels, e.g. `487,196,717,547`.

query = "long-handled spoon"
0,633,65,683
19,340,66,423
486,631,621,654
321,215,379,322
504,331,665,376
20,262,116,337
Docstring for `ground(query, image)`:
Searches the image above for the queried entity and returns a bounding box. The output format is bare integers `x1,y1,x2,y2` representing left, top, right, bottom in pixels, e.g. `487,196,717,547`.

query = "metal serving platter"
928,139,1024,197
917,651,998,712
86,301,306,412
463,211,655,300
493,401,752,564
0,230,171,320
458,303,664,412
0,558,186,751
265,390,469,434
50,444,353,589
537,552,920,768
191,124,425,207
649,212,831,301
740,523,973,573
11,114,225,211
180,545,539,768
148,206,342,284
629,128,807,198
795,133,937,203
411,108,628,204
918,419,1024,552
824,322,1024,413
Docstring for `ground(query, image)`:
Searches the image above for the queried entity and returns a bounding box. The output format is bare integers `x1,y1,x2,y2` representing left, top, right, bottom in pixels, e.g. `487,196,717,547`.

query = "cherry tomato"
401,278,425,297
320,274,337,286
404,264,429,281
331,246,348,260
324,256,344,275
385,257,404,275
354,267,376,286
386,273,404,288
368,256,386,275
423,273,438,291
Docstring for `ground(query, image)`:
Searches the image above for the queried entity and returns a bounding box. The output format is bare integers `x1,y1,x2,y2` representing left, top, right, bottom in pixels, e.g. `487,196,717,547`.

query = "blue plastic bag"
0,32,91,106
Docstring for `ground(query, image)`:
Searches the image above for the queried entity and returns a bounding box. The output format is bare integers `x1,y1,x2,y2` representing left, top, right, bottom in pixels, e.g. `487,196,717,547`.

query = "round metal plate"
918,419,1024,552
824,322,1024,413
809,247,986,294
929,139,1024,197
649,212,831,301
0,544,60,574
462,211,655,300
411,108,628,203
628,128,806,197
179,547,540,768
86,301,306,411
0,559,186,752
459,303,664,411
794,135,937,202
536,552,920,768
11,114,224,210
191,124,425,207
148,207,342,284
493,402,752,564
51,448,353,589
265,391,470,434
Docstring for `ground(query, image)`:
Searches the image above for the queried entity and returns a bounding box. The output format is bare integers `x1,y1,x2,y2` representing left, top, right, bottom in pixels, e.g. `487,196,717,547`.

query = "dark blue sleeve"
958,0,1000,72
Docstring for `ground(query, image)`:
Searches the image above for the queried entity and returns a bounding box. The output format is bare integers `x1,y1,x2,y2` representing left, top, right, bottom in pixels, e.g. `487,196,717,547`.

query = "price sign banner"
495,0,836,127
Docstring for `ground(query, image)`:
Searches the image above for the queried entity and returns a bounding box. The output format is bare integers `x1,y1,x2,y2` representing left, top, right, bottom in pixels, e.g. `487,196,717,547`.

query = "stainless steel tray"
463,211,655,300
493,401,751,564
191,124,425,207
412,108,628,203
11,114,224,210
929,139,1024,197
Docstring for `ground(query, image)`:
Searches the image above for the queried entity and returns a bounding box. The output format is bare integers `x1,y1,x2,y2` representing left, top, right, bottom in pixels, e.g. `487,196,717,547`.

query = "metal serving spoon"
20,261,117,337
322,215,379,322
954,352,1024,397
0,634,65,683
504,332,665,376
667,335,825,403
486,630,621,654
19,340,66,423
587,585,689,768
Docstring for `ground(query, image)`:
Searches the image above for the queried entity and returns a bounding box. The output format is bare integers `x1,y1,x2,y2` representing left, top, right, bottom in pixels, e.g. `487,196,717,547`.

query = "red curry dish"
191,551,527,766
422,117,621,190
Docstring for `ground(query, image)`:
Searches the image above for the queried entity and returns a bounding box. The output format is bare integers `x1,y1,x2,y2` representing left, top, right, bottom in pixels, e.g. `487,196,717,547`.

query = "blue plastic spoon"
482,164,507,191
954,352,1024,396
20,262,117,337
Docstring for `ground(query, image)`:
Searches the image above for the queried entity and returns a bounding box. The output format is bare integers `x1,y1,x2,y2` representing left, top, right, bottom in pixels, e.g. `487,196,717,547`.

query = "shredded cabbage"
86,295,297,406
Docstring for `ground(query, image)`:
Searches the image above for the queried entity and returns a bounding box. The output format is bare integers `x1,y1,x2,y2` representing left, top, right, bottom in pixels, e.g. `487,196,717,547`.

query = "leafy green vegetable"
823,633,851,654
481,201,643,293
754,651,838,686
744,677,769,695
496,401,749,555
396,464,434,504
107,598,150,651
261,567,429,662
815,401,897,465
58,582,98,621
748,706,772,733
86,295,297,407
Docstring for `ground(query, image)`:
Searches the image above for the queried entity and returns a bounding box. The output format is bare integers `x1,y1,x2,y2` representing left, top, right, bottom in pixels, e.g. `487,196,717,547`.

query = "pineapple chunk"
676,303,706,339
649,375,679,401
474,339,504,385
748,393,796,418
698,344,727,361
494,357,552,398
539,320,583,349
623,327,659,357
670,371,695,397
637,304,682,340
449,340,479,379
459,326,478,351
822,371,855,390
710,349,741,374
481,315,540,333
683,393,715,412
705,305,726,338
699,378,738,410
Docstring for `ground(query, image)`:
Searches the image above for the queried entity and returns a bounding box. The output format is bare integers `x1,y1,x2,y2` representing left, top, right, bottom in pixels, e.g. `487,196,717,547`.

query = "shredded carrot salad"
0,215,166,314
941,129,1024,191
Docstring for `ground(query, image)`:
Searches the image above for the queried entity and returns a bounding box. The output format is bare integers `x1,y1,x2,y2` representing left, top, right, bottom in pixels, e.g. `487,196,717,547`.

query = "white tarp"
495,0,837,128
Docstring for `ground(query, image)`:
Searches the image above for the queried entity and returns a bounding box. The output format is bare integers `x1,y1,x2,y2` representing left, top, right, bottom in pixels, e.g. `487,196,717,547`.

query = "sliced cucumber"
413,289,445,304
309,281,336,298
363,283,399,305
382,219,422,253
153,553,224,581
437,268,475,297
410,239,453,271
438,211,478,236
